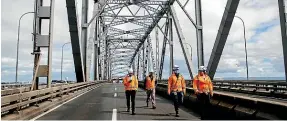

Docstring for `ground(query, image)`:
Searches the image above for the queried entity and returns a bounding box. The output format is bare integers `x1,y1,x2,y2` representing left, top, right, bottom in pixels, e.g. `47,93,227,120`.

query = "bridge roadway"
34,83,199,120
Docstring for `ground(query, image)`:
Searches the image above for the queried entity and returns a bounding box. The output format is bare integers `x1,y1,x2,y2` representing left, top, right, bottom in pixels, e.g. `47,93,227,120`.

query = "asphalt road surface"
36,83,199,120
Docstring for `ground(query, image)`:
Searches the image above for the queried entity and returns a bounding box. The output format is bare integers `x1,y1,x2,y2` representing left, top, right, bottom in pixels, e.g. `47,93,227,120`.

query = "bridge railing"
138,81,287,119
156,80,287,98
1,83,67,96
1,81,106,117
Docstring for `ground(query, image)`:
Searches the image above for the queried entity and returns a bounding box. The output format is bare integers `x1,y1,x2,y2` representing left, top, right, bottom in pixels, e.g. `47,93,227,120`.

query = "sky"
1,0,287,82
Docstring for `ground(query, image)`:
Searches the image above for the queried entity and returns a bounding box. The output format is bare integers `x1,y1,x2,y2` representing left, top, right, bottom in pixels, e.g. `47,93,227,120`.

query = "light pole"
61,42,71,81
183,43,192,60
235,16,249,80
16,12,34,83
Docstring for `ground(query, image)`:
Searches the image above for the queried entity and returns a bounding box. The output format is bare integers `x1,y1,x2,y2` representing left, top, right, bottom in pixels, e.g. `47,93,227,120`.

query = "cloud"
1,0,286,82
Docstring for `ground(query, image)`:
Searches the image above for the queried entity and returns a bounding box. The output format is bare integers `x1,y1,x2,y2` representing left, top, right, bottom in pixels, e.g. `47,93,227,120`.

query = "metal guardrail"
1,81,105,116
1,83,67,96
139,81,287,119
157,80,287,98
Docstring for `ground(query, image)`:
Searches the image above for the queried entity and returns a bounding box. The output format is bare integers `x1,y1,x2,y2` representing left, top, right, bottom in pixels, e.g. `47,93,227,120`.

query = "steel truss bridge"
1,0,287,120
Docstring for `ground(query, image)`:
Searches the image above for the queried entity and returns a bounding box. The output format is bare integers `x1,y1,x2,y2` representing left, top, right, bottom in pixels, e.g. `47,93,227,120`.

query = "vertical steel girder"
159,20,169,80
278,0,287,81
170,5,194,78
156,27,159,78
148,36,156,74
195,0,204,68
94,16,99,81
137,52,140,79
144,40,150,78
169,13,174,75
82,0,89,81
142,46,145,79
207,0,240,79
31,0,55,89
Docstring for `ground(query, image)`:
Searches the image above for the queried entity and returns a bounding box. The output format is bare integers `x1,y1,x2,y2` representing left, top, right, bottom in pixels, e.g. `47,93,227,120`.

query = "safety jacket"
168,73,186,94
193,74,213,94
145,75,156,90
123,74,138,90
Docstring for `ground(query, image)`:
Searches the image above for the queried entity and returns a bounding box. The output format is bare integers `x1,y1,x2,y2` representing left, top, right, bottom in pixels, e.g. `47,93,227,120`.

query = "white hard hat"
198,66,207,71
128,68,133,73
173,65,179,70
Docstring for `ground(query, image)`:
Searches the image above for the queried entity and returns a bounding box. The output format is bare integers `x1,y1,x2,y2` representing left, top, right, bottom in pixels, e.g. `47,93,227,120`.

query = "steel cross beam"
107,0,168,5
130,0,175,66
102,12,150,28
107,39,141,43
207,0,240,79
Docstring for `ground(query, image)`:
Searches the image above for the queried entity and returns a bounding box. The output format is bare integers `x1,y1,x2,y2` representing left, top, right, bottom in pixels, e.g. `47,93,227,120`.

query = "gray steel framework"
170,5,194,78
207,0,240,79
66,0,85,82
195,0,204,68
278,0,287,81
31,0,55,90
61,0,287,82
158,20,169,80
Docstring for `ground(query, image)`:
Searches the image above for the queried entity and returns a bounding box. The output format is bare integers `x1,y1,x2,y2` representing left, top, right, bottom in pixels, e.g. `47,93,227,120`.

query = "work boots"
175,111,179,117
152,106,156,109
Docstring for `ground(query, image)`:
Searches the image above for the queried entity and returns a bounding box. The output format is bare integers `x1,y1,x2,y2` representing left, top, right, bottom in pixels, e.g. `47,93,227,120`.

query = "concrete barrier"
139,81,287,120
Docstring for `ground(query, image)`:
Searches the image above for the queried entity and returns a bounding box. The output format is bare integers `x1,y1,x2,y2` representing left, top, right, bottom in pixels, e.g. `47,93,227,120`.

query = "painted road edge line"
112,109,117,121
29,84,101,121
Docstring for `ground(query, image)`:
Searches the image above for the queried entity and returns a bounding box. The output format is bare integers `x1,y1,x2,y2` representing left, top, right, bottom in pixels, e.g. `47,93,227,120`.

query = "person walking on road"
144,71,157,109
123,68,138,115
193,66,213,119
168,65,186,117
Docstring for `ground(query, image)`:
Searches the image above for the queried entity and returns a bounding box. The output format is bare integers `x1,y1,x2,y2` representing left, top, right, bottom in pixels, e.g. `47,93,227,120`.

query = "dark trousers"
170,91,183,113
125,90,136,112
197,93,211,119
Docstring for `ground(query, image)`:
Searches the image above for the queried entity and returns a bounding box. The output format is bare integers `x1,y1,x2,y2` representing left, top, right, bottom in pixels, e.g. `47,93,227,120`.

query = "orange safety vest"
123,75,138,90
193,74,213,93
145,76,156,90
168,73,186,94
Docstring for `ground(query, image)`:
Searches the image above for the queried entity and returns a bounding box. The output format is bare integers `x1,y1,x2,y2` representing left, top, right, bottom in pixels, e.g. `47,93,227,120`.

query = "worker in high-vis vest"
193,66,213,119
144,71,157,109
123,68,138,115
168,65,186,117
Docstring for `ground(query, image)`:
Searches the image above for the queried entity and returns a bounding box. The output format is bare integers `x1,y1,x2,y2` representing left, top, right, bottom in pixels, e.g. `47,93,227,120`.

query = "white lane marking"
115,87,117,91
112,109,117,121
114,93,117,97
30,85,101,121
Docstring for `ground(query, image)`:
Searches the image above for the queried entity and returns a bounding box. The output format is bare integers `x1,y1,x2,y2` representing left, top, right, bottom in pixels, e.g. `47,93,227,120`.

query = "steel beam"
129,0,175,66
156,27,159,78
207,0,240,79
106,0,168,5
159,20,169,80
278,0,287,81
94,15,99,81
169,13,174,75
81,0,89,82
170,5,194,78
31,0,55,89
195,0,204,68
